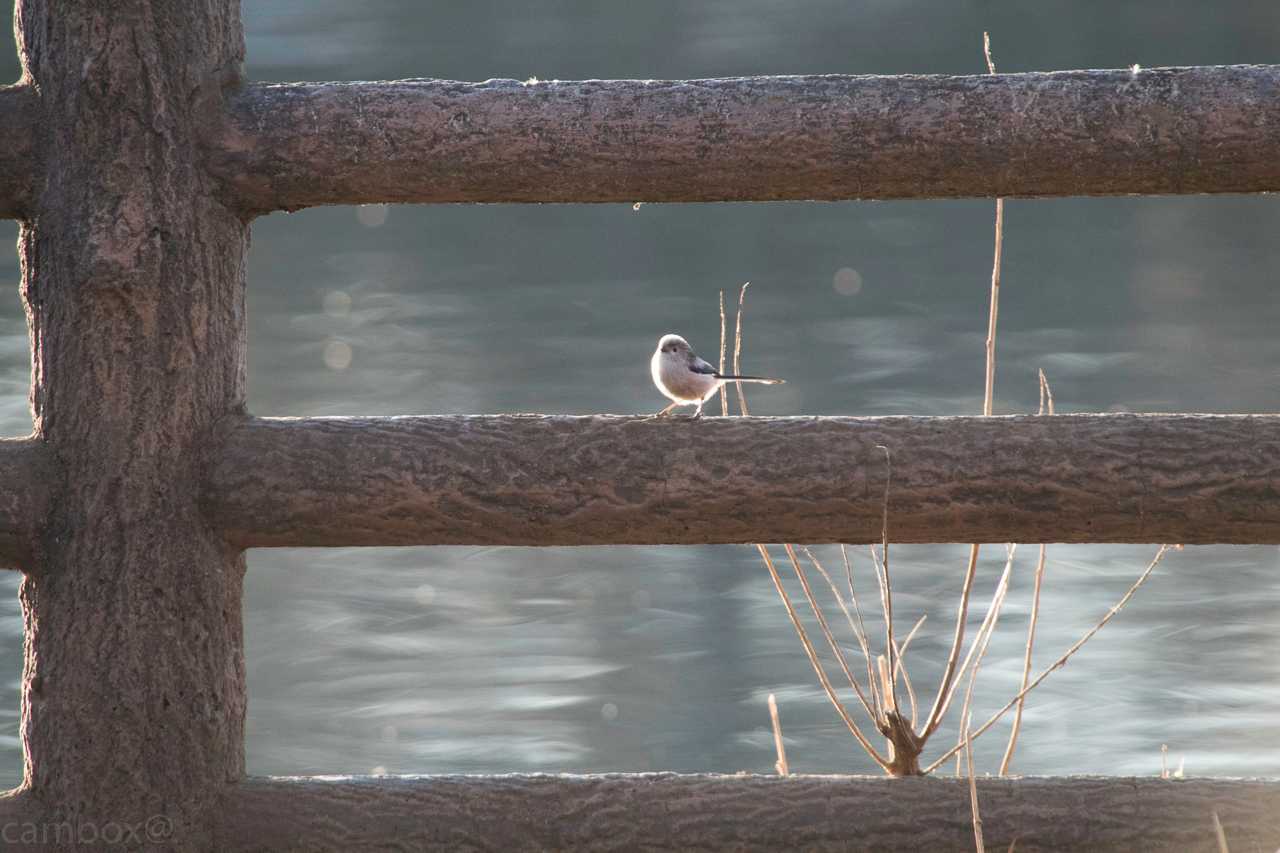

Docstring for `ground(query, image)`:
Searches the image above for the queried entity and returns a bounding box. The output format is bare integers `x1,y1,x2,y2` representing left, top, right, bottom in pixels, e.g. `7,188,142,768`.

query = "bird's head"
656,334,691,357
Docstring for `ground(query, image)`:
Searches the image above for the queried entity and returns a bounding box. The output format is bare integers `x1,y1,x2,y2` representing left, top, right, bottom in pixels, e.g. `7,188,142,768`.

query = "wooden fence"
1,2,1279,850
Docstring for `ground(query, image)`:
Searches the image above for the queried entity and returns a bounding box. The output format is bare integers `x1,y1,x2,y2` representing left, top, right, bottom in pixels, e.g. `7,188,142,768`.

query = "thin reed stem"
768,693,789,776
756,545,891,769
921,543,981,739
718,290,728,416
965,707,985,853
982,30,1003,417
871,446,900,714
998,372,1055,775
925,545,1173,773
953,545,1015,773
784,544,878,721
999,542,1046,775
733,282,750,415
804,547,882,717
892,615,926,728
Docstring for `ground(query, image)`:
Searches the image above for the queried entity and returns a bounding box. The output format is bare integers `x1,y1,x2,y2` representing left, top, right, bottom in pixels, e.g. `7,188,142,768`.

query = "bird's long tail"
714,374,785,384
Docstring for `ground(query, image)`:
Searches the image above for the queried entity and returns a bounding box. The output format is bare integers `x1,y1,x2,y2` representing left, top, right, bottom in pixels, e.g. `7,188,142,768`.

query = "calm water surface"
0,2,1278,783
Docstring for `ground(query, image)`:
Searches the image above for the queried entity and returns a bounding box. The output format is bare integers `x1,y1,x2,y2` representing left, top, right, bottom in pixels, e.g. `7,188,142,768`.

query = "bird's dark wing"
688,357,718,375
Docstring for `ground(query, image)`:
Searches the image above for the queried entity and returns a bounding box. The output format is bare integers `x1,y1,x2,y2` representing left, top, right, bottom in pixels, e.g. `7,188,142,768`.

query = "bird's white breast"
652,350,719,403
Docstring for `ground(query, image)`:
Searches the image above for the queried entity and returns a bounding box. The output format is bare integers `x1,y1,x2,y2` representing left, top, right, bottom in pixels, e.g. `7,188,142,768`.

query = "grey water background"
1,1,1280,784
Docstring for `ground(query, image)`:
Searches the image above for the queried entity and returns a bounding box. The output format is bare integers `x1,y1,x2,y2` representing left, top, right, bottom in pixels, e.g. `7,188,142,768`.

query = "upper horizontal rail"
206,413,1280,547
210,64,1280,215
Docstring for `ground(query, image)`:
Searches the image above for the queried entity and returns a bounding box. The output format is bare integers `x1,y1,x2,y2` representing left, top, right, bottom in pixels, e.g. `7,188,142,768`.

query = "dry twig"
926,545,1173,772
768,693,789,776
785,544,878,720
757,544,891,769
733,282,750,415
718,290,729,416
999,370,1054,775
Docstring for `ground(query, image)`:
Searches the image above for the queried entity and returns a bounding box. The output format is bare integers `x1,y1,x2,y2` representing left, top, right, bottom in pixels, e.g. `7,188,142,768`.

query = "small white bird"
650,333,785,417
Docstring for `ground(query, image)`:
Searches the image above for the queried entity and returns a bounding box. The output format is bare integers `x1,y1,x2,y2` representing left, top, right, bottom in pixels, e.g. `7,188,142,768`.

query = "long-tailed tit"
651,333,784,417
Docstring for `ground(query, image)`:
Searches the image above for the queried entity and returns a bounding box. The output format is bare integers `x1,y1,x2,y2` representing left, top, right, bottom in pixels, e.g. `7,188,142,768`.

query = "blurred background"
1,1,1279,783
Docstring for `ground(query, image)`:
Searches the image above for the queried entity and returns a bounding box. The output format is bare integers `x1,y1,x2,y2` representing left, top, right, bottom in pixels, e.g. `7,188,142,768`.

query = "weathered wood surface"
0,439,48,568
15,0,250,846
207,413,1280,547
0,773,1273,851
209,64,1280,214
0,84,37,219
207,774,1280,852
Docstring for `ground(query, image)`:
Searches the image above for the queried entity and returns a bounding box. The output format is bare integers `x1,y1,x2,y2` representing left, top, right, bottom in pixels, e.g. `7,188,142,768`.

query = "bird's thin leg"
653,401,680,417
692,400,704,419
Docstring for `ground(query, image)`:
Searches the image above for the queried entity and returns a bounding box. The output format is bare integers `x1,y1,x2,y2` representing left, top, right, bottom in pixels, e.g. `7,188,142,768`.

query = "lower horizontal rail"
208,774,1280,852
1,773,1273,850
207,414,1280,546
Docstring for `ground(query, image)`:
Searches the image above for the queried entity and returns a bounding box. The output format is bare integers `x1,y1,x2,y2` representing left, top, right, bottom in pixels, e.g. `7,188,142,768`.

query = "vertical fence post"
14,0,248,844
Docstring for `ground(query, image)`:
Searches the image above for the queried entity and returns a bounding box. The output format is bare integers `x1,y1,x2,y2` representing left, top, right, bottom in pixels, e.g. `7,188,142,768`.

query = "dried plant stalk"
756,544,890,769
768,693,789,776
872,446,900,714
1000,371,1055,775
718,290,728,416
926,545,1173,772
982,30,1003,418
1000,541,1046,775
804,546,882,715
965,707,986,853
733,282,750,415
784,544,878,720
953,545,1016,774
1212,811,1229,853
921,543,981,739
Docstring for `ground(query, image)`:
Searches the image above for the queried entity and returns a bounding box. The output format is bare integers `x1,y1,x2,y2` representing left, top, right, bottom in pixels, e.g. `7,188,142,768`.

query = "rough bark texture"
209,64,1280,214
208,413,1280,547
0,439,51,569
207,774,1280,852
15,0,249,848
0,84,38,219
4,2,1280,848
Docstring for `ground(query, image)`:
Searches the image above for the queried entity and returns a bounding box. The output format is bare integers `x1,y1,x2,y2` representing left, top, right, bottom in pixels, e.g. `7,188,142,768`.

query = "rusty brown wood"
206,413,1280,547
207,64,1280,215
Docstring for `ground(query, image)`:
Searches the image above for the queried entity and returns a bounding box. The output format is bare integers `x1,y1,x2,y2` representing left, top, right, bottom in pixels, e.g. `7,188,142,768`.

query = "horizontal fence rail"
207,64,1280,215
202,774,1280,852
205,413,1280,547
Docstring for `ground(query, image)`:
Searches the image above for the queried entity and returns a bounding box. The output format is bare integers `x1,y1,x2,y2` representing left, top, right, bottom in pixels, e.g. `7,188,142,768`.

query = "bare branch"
213,66,1280,214
733,282,750,416
208,414,1280,547
803,547,881,716
921,544,982,739
925,545,1173,773
757,545,890,769
783,544,878,721
718,291,728,417
952,546,1016,770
